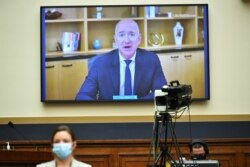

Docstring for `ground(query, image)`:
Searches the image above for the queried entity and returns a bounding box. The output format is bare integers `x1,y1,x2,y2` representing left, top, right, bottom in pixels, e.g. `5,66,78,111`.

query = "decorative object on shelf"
167,12,173,18
146,6,156,18
155,11,172,18
173,22,184,46
93,39,101,49
56,42,62,51
148,32,164,47
201,30,204,39
45,8,62,20
96,7,103,19
130,6,138,17
61,32,80,52
155,13,168,17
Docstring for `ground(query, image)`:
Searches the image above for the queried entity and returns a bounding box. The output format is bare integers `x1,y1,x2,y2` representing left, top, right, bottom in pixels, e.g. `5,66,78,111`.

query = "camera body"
154,80,192,112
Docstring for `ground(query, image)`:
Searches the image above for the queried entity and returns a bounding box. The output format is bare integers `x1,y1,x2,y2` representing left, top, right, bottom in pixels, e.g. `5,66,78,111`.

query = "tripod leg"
154,149,167,167
168,119,184,165
152,112,184,167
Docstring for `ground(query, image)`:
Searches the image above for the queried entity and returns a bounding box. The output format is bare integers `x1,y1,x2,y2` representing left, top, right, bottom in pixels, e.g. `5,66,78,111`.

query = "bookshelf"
44,5,205,57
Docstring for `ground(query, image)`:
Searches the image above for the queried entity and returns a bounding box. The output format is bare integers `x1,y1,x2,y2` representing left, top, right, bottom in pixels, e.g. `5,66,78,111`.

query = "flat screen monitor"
40,4,209,102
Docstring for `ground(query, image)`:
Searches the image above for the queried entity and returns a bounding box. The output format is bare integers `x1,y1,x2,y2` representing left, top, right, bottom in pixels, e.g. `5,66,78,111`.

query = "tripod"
152,111,184,167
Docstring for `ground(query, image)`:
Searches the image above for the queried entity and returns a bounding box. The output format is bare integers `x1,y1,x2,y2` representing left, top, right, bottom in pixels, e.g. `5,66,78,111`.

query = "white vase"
173,22,184,46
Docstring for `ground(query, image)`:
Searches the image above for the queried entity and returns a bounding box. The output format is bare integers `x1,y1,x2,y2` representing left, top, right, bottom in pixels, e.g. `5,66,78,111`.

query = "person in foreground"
75,19,167,101
37,125,91,167
189,138,209,160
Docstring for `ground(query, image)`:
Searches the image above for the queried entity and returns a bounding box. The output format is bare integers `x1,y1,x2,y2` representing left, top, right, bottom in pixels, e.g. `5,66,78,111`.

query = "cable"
187,106,193,140
146,111,158,166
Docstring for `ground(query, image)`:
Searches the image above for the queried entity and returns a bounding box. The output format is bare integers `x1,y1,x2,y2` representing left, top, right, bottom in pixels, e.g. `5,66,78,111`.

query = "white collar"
119,52,136,62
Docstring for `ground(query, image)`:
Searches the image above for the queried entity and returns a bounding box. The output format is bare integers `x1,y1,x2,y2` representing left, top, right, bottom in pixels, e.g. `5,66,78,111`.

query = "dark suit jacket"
75,48,167,101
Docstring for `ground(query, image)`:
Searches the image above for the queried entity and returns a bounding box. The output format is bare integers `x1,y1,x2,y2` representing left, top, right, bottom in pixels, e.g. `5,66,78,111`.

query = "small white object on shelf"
96,7,103,19
173,22,184,46
6,142,11,150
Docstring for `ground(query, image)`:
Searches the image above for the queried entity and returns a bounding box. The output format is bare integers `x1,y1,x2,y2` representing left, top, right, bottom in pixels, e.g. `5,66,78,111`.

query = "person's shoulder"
137,48,160,62
73,159,92,167
93,49,119,65
137,48,156,57
100,49,118,58
36,160,55,167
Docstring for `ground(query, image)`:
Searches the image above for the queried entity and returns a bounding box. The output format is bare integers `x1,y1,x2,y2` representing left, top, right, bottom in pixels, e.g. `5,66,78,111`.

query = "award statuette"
148,32,164,47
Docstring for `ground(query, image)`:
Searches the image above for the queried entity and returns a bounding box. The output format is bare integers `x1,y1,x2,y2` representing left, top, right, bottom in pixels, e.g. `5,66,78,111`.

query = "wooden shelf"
44,6,205,57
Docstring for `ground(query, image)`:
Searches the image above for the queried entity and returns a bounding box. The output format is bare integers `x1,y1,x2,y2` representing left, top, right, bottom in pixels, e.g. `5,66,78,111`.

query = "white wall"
0,0,250,123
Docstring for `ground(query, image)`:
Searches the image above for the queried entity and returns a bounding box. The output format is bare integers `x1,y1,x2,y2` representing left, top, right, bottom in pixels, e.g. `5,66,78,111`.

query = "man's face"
114,20,141,59
191,147,206,160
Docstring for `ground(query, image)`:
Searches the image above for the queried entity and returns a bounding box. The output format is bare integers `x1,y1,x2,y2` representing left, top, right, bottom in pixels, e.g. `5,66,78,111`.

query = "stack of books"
61,32,80,52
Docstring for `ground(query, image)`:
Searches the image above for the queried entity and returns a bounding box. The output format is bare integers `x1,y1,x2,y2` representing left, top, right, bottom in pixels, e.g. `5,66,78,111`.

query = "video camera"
154,80,192,112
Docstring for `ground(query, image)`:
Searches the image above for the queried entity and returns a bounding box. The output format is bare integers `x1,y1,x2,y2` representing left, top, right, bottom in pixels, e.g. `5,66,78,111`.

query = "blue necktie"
124,60,132,95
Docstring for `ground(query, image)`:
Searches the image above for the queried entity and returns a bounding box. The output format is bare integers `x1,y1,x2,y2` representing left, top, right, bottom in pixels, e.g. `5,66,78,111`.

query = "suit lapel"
110,50,120,94
134,49,144,94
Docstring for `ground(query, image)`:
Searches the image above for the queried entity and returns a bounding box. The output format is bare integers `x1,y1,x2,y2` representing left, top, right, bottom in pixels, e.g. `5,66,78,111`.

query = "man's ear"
72,141,77,150
138,33,142,42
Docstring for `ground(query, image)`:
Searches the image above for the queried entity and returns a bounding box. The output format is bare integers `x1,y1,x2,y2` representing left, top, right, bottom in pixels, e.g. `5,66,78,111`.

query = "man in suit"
75,19,167,101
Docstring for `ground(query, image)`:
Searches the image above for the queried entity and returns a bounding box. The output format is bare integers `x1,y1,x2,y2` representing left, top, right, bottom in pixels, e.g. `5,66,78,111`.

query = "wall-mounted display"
40,4,209,102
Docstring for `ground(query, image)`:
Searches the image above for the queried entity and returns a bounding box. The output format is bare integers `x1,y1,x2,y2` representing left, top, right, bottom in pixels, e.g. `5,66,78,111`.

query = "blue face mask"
52,143,72,160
